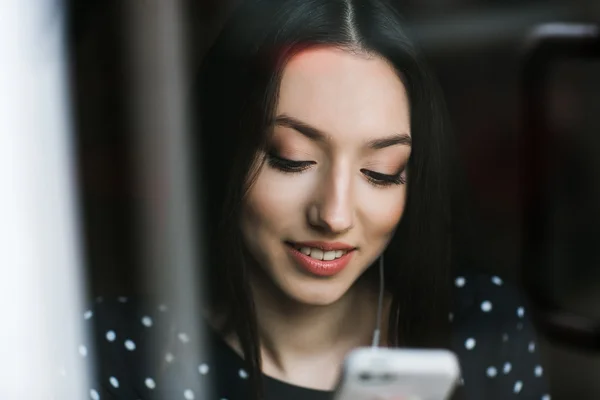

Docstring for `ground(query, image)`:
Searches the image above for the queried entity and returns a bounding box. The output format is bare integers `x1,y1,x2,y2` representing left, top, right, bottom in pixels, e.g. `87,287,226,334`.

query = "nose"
308,167,354,234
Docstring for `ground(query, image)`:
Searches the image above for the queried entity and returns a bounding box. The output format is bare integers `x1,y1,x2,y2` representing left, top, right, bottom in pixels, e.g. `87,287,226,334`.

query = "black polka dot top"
59,271,551,400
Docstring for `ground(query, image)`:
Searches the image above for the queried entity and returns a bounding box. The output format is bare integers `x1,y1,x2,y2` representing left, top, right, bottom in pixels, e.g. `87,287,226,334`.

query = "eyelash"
266,153,406,187
266,153,315,173
361,169,406,187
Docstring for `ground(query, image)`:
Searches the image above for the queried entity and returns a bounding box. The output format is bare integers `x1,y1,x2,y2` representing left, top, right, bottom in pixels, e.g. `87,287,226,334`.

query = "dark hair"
196,0,455,397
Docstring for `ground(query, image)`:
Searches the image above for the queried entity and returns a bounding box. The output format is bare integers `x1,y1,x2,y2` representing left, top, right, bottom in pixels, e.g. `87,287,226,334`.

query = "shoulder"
450,270,550,398
73,296,180,397
64,296,241,399
450,269,535,346
451,270,528,319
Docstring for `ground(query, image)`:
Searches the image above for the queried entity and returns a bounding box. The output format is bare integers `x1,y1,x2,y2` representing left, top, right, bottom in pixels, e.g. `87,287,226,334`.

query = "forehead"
276,47,410,140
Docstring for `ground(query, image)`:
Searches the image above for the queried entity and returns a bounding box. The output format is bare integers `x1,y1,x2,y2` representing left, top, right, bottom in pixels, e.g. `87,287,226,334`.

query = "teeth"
311,249,324,260
295,246,348,260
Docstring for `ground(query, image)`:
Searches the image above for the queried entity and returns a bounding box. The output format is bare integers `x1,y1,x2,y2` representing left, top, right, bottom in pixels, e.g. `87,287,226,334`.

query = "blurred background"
67,0,600,398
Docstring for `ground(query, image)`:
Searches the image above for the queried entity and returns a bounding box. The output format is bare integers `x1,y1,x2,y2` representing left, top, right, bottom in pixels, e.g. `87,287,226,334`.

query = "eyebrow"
274,114,411,149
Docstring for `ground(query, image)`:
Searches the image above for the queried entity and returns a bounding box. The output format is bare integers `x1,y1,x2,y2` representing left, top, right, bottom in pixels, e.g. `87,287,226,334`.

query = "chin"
281,278,354,307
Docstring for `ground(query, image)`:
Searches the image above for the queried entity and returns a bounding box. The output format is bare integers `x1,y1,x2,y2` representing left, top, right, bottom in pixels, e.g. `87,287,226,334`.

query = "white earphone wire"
371,255,385,348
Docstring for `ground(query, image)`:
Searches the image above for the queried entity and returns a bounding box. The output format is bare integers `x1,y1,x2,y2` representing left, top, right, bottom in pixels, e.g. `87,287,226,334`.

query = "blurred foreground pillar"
0,0,90,397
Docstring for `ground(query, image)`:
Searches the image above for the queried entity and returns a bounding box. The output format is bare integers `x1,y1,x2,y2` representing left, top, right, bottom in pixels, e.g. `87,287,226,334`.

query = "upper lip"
288,241,356,251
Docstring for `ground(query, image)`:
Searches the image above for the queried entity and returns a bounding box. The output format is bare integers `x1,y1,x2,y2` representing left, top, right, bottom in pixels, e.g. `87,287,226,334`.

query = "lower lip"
286,246,355,277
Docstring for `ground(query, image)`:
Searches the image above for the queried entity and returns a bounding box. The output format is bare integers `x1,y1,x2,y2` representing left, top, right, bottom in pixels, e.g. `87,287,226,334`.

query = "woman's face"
241,47,411,305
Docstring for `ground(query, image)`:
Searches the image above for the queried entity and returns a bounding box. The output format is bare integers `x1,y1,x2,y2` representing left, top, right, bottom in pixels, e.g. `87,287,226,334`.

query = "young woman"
68,0,550,399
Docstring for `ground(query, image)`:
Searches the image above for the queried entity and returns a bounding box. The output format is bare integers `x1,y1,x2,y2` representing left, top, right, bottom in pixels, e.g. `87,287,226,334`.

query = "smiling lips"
285,241,356,277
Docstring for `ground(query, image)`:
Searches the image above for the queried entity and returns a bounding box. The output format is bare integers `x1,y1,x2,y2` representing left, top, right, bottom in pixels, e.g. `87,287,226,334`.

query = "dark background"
67,0,600,398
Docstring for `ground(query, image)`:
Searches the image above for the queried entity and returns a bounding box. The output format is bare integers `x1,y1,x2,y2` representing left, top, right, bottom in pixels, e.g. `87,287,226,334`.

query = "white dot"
78,345,88,357
502,333,509,342
465,338,476,350
486,366,497,377
198,363,209,375
184,389,195,400
106,330,116,342
141,316,153,327
158,304,168,312
517,322,524,330
178,333,190,343
513,380,523,393
58,367,67,377
528,341,536,353
124,339,136,351
239,368,249,379
459,377,465,385
165,352,175,363
145,377,156,389
455,276,466,287
448,313,454,322
503,362,512,374
118,296,128,303
83,310,93,320
481,301,493,312
109,376,119,388
517,306,525,318
491,276,503,286
541,394,551,400
534,365,543,377
90,389,100,400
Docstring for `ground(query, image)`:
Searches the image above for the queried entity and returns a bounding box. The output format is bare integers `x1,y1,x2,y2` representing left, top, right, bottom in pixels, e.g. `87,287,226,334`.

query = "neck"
243,269,389,389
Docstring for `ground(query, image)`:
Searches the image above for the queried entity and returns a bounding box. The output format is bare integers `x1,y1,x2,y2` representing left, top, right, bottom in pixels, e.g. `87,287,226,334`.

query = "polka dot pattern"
198,363,209,375
513,380,523,393
109,376,119,388
178,333,190,343
90,389,100,400
529,341,536,353
480,300,492,312
486,366,497,378
465,338,476,350
450,272,550,399
106,330,116,342
63,273,550,400
145,377,156,390
124,340,136,351
491,276,503,286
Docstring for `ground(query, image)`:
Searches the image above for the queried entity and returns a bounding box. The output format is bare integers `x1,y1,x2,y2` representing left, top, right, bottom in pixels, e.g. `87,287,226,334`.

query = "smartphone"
333,347,460,400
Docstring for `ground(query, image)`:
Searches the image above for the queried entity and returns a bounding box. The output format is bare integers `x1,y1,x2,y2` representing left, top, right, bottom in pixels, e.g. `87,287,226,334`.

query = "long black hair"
196,0,456,397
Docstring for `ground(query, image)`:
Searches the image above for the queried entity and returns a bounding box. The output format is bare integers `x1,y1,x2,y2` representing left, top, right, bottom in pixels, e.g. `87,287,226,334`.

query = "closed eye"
266,152,315,173
361,169,406,187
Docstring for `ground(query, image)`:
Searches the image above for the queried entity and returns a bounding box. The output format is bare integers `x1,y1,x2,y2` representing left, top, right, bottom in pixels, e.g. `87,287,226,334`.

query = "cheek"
360,185,406,238
241,168,311,240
